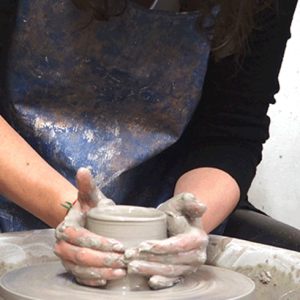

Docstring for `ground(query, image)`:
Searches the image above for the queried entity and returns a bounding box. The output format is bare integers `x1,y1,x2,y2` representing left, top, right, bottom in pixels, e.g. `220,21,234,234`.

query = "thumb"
76,167,100,210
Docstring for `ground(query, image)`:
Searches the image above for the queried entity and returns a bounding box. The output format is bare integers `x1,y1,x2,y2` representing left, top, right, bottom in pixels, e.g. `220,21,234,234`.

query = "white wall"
248,1,300,229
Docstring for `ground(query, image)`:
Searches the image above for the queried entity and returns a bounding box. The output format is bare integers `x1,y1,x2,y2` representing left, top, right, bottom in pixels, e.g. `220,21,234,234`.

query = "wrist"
52,188,78,227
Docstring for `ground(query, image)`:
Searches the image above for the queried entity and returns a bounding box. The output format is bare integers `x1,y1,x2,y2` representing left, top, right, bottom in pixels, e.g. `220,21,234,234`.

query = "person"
0,0,298,289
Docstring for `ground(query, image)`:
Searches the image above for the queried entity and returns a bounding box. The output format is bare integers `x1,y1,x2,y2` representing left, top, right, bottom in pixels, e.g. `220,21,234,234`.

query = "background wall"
248,1,300,230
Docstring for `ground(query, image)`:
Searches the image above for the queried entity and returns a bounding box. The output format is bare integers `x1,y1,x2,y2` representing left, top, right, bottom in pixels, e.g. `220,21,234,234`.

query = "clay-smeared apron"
1,0,213,231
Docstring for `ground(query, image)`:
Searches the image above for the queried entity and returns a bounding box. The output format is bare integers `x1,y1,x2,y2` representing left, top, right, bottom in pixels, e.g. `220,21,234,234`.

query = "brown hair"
71,0,276,61
208,0,275,60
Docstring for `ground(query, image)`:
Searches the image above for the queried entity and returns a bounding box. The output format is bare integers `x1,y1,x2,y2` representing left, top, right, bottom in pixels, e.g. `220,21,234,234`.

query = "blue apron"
1,0,213,232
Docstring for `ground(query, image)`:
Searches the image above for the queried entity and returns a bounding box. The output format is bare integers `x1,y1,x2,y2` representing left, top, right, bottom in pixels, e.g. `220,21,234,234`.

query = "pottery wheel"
0,262,255,300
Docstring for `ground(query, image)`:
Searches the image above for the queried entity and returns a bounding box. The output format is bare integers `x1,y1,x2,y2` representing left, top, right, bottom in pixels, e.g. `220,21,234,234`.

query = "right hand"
54,167,126,286
125,193,208,289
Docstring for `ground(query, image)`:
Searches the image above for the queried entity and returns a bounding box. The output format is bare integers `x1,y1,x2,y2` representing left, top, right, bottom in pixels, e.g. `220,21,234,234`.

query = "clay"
258,270,272,284
85,194,208,290
234,262,300,300
87,205,167,246
0,261,256,300
86,205,167,290
0,230,57,279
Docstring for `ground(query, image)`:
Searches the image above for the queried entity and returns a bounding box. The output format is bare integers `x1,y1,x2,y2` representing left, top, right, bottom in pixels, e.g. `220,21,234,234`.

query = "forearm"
0,116,77,227
174,167,240,233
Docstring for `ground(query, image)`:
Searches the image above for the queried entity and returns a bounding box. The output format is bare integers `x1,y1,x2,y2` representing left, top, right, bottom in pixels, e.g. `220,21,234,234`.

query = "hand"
54,167,126,286
124,193,208,289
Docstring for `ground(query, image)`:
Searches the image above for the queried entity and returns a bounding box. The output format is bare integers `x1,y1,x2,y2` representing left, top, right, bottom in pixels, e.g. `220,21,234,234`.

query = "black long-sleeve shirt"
181,0,298,206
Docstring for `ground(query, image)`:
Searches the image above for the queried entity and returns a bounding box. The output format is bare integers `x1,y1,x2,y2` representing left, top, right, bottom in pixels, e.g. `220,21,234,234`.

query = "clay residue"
0,252,58,300
234,262,300,300
258,270,272,284
0,253,58,277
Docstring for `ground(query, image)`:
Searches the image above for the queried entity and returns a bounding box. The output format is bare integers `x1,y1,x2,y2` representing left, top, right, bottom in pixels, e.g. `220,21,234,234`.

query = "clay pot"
86,205,167,291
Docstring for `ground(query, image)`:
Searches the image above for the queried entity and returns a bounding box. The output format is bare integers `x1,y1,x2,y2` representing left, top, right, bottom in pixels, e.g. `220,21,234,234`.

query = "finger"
128,260,196,278
138,228,208,254
55,227,125,252
167,213,204,236
62,260,126,281
158,193,206,219
180,192,206,217
125,248,206,265
76,167,101,210
149,275,181,289
54,241,126,268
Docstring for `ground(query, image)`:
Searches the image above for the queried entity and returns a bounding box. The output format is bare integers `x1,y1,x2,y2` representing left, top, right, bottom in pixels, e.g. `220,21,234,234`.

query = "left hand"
124,192,208,289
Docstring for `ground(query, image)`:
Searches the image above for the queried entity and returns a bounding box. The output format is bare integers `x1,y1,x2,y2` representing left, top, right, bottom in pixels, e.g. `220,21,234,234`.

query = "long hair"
71,0,276,61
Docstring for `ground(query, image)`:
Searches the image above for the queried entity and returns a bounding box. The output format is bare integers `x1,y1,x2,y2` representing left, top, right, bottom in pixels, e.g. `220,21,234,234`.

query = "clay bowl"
86,205,167,291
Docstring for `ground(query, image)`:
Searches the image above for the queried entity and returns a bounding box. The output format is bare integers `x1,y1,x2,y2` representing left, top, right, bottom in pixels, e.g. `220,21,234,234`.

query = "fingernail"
98,279,107,286
113,269,126,277
113,243,125,252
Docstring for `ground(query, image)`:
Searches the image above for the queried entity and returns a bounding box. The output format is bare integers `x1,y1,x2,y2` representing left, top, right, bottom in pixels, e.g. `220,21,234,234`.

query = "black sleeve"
184,0,298,203
0,0,19,123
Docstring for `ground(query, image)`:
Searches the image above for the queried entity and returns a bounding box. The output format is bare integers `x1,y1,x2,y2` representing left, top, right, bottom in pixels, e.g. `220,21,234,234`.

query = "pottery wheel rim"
0,262,256,300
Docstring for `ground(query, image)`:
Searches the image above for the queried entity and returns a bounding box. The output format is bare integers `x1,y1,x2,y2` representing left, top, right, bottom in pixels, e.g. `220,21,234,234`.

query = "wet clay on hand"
125,193,209,289
86,205,167,290
54,168,126,287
